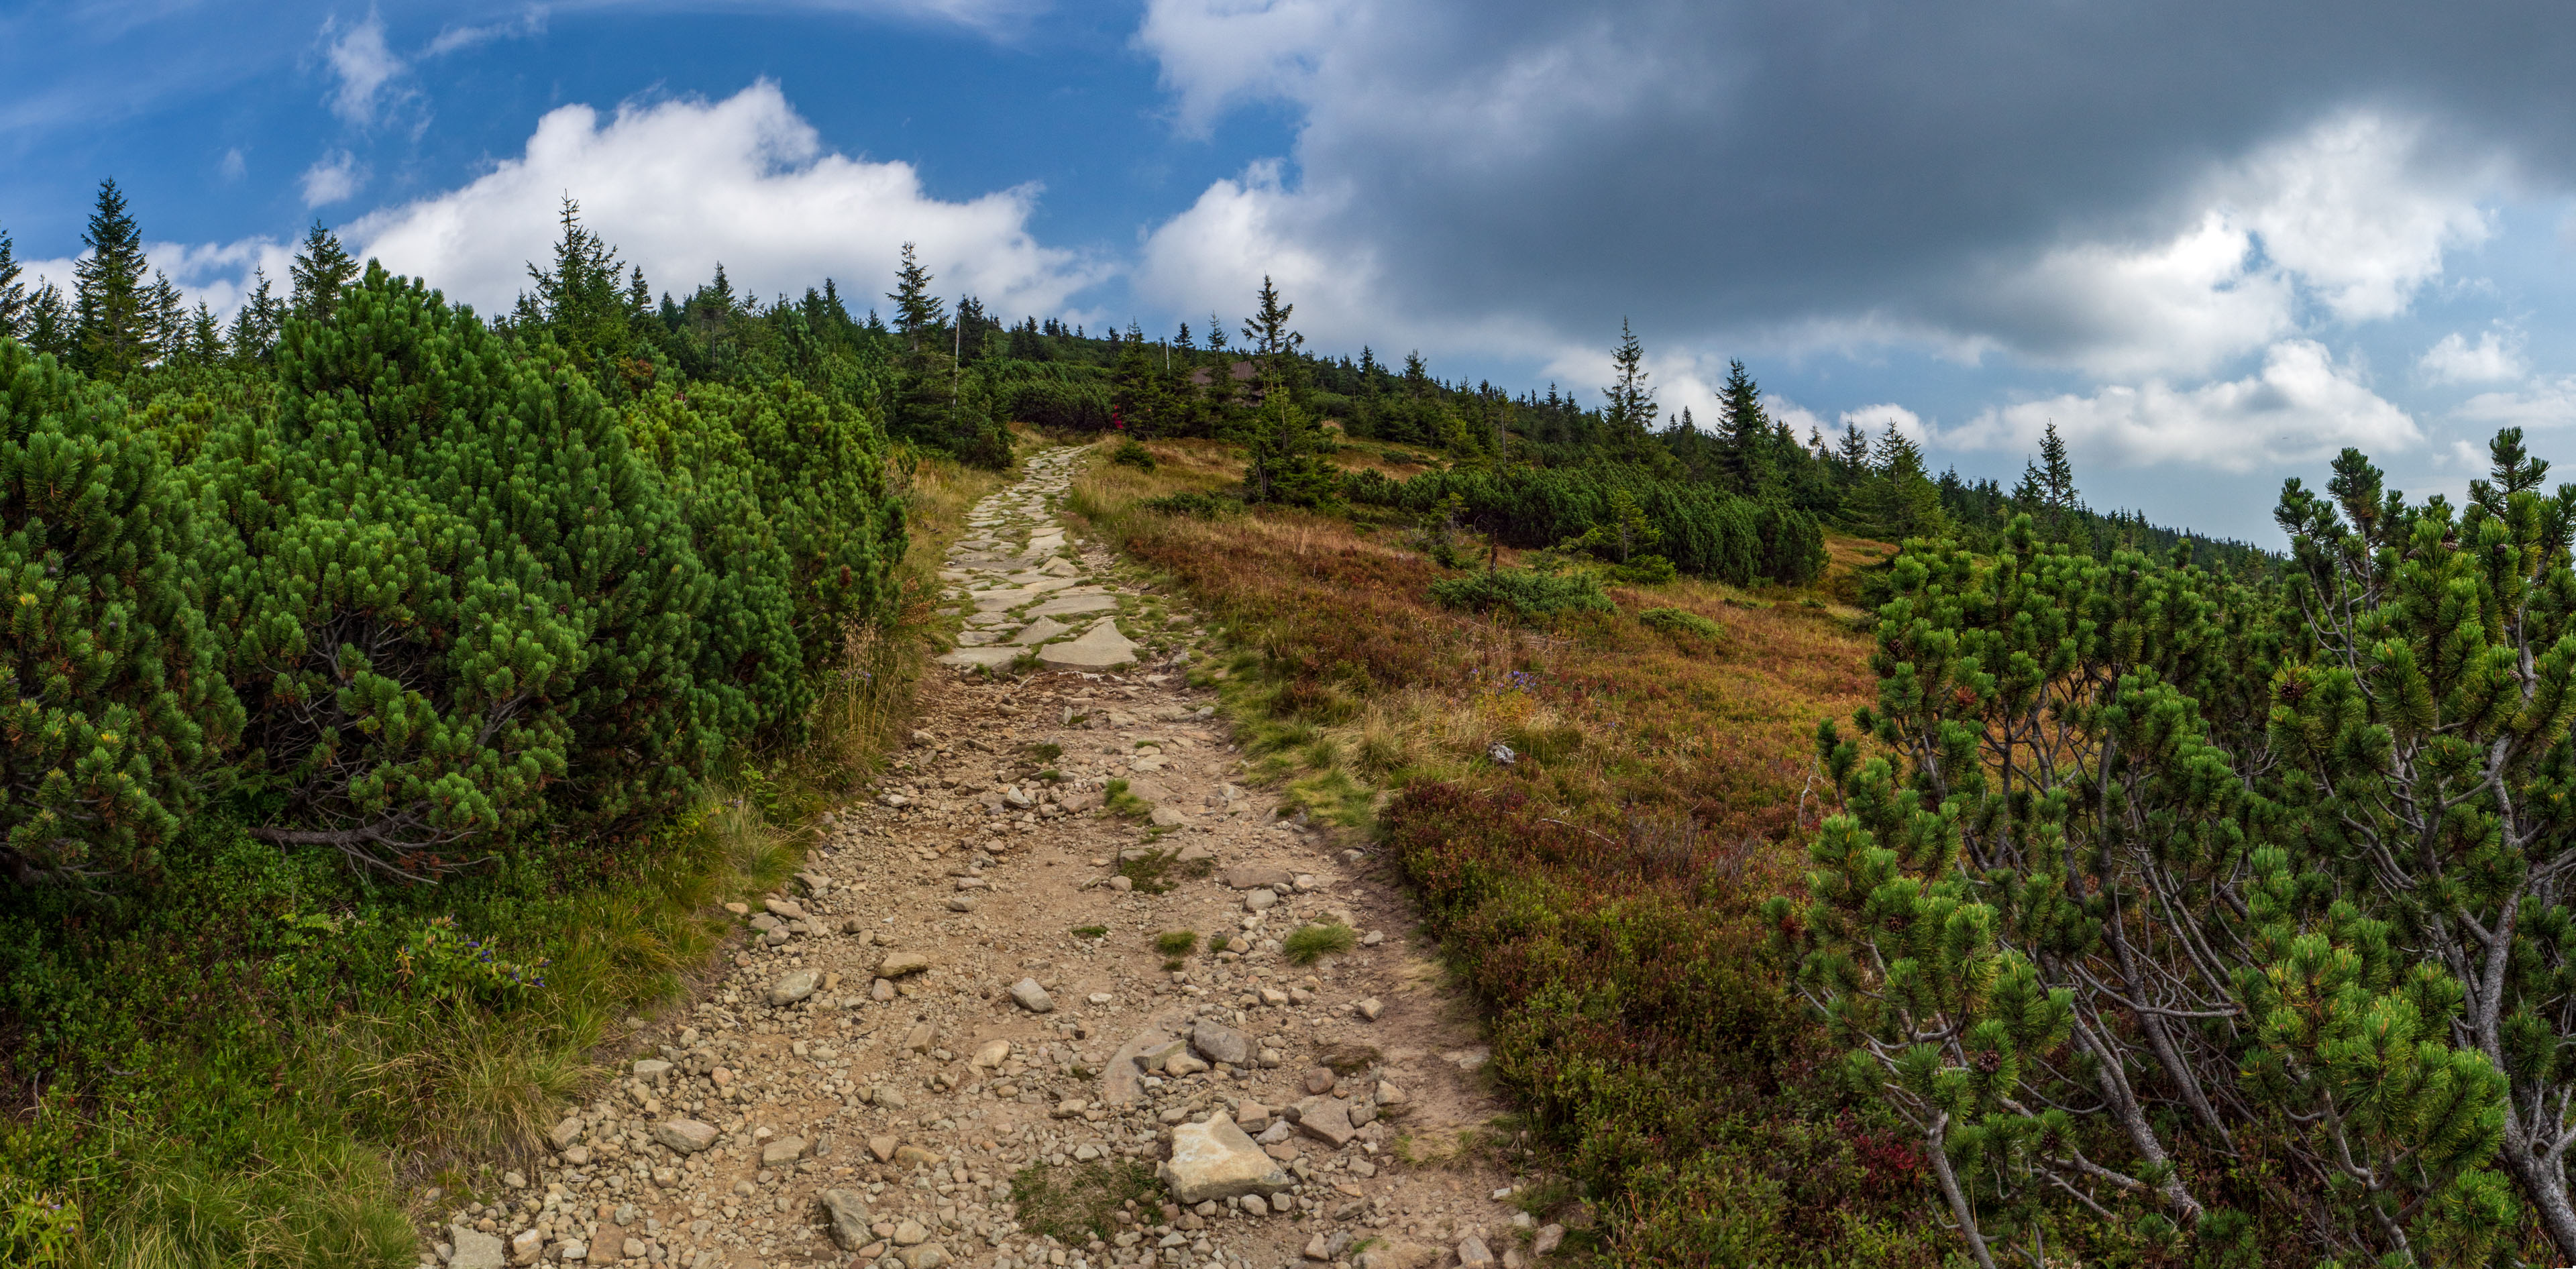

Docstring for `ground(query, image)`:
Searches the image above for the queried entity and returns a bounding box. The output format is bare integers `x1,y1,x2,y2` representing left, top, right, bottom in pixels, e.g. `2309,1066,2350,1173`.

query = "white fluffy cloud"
425,7,549,57
1135,0,1354,133
1943,340,2419,473
2222,113,2496,324
1843,403,1931,445
348,81,1104,319
1972,211,2297,380
301,150,364,207
2457,377,2576,428
323,13,406,126
2420,327,2526,384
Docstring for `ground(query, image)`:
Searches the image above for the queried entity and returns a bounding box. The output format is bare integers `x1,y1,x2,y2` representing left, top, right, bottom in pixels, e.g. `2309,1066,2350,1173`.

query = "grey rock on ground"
653,1119,718,1153
1191,1020,1252,1067
818,1189,873,1250
447,1225,505,1269
1160,1115,1293,1204
767,969,820,1006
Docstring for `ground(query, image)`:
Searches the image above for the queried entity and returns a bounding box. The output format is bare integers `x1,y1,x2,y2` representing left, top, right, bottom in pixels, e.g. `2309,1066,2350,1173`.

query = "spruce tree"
525,197,635,388
2009,421,2083,545
1205,313,1228,352
2034,419,2077,510
886,242,944,349
0,224,24,340
288,221,358,325
1856,423,1946,540
1242,388,1336,508
227,268,283,364
1714,360,1772,495
1238,276,1303,370
1835,421,1870,479
23,285,70,359
185,300,222,366
72,178,153,379
146,271,184,366
1602,319,1657,449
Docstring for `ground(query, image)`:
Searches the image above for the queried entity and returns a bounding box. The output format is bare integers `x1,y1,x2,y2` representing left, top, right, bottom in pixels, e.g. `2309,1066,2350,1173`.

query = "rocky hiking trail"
422,443,1559,1269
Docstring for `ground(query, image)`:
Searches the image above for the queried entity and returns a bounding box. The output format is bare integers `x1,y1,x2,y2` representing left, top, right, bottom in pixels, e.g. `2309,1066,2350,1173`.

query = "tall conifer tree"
72,178,153,378
227,268,283,364
0,224,25,341
289,221,358,324
147,271,185,364
887,242,944,349
1715,360,1773,495
23,284,70,358
1603,319,1658,447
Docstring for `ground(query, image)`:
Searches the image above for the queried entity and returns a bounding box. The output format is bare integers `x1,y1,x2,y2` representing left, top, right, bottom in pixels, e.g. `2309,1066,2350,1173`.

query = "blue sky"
9,1,2576,545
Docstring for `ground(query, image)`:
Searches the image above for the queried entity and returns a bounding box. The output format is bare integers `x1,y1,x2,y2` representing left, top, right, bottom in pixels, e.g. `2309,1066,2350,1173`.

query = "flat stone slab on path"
1008,616,1071,646
935,646,1022,669
1028,592,1120,618
1038,620,1139,669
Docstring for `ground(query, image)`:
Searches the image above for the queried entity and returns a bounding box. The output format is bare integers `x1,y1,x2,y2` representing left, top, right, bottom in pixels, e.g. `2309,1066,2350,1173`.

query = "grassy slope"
0,446,1006,1268
1065,437,1955,1265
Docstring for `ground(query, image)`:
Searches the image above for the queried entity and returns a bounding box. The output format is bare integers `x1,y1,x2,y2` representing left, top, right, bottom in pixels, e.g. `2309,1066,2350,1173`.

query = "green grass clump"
1103,778,1152,819
1117,848,1212,895
1282,922,1358,964
1637,606,1723,641
1155,930,1200,957
1009,1160,1161,1244
1026,741,1065,763
1429,567,1613,620
1072,925,1109,940
1110,438,1159,470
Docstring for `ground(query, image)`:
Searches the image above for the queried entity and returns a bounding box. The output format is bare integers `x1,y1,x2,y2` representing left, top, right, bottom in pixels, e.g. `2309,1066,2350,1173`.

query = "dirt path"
423,445,1540,1269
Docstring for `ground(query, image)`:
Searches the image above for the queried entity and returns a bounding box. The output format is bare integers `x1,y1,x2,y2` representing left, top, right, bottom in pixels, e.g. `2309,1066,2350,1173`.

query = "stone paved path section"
418,442,1538,1269
939,449,1136,673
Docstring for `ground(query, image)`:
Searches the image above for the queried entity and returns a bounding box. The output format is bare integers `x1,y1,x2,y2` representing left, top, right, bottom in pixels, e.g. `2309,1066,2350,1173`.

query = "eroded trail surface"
426,446,1547,1269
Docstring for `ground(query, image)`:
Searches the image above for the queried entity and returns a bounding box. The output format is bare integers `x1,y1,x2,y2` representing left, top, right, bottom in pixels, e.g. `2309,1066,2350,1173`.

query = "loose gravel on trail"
421,444,1550,1269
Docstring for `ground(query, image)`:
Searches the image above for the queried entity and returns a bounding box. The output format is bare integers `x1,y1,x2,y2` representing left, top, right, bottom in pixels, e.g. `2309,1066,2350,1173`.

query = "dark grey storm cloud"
1147,0,2576,357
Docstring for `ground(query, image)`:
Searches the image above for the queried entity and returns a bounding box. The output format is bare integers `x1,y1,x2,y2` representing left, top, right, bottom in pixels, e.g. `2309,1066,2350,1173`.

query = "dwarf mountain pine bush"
1773,434,2576,1265
0,340,243,882
0,264,905,883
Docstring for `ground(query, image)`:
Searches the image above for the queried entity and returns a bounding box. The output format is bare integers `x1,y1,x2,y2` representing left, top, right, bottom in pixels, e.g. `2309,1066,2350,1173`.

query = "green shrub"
1142,491,1236,519
1346,465,1826,586
1637,606,1722,641
0,339,246,882
1155,930,1199,957
195,267,722,873
1604,554,1678,586
1430,568,1613,620
1109,437,1157,470
1000,378,1112,433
